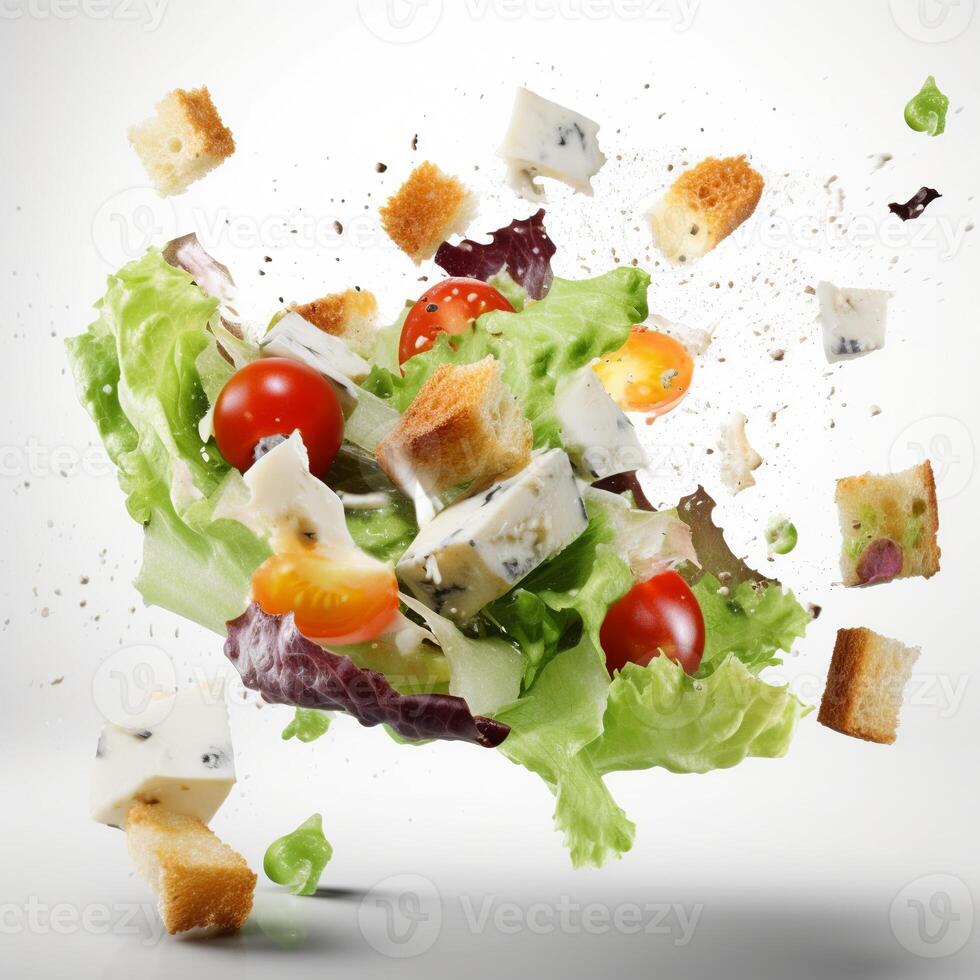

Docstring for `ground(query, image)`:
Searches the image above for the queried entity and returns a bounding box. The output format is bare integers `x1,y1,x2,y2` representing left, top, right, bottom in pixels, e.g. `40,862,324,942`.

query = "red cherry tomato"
600,571,705,675
213,358,343,477
399,278,514,365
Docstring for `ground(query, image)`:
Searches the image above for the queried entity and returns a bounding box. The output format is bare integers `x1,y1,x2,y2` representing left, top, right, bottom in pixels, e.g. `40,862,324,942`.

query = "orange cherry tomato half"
214,358,344,478
252,548,399,646
594,327,694,415
600,570,705,676
399,277,514,365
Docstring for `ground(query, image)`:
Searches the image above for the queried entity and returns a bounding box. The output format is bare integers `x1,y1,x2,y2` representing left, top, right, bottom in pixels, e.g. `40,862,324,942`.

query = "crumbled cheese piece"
498,88,605,200
717,412,763,495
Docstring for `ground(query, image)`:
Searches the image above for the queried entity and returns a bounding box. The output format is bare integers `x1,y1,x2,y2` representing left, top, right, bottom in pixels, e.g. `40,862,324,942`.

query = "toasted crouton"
380,162,476,263
647,155,763,264
376,357,531,496
818,628,920,744
290,288,378,357
128,87,235,196
126,802,255,935
836,461,940,586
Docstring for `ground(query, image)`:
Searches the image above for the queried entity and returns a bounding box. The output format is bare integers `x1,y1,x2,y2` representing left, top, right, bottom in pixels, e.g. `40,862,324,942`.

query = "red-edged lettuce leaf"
225,603,510,748
677,485,773,587
434,209,556,300
592,471,656,512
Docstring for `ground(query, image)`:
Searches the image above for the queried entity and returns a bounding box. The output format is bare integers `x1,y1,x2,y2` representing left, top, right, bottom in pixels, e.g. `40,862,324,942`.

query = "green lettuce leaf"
486,505,632,687
692,574,812,677
362,268,649,446
401,594,524,715
588,655,810,776
66,249,270,632
324,449,418,563
494,639,635,868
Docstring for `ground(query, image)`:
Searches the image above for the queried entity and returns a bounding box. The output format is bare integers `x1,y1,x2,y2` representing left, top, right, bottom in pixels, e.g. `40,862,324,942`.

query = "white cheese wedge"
243,433,433,655
553,366,647,480
261,312,370,405
817,281,890,362
91,684,235,829
397,449,588,623
498,88,605,200
243,431,354,549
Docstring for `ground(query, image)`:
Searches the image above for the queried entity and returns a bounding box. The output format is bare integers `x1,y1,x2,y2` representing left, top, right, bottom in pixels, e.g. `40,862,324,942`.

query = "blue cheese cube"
90,684,236,829
261,311,370,405
498,88,605,200
397,449,588,623
817,281,890,362
553,366,647,480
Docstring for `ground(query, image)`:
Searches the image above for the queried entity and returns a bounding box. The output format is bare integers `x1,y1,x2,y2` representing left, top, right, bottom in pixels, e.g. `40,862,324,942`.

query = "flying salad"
67,212,812,867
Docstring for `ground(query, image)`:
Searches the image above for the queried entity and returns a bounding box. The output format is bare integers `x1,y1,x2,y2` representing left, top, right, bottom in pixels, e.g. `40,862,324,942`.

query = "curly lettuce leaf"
226,602,510,747
693,574,811,677
363,268,649,447
588,656,810,776
66,249,270,632
494,639,635,868
434,209,557,300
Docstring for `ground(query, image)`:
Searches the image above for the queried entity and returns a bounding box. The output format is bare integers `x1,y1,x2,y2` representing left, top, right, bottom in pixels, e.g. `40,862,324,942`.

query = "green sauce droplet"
281,707,331,743
904,76,949,137
264,813,333,896
766,517,798,556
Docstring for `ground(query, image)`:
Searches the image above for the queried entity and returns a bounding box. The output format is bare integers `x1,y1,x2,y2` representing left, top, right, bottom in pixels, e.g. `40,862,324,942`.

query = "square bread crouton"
376,357,532,496
379,162,476,263
817,628,920,744
647,155,763,264
290,288,378,357
126,802,255,935
129,87,235,196
836,461,940,586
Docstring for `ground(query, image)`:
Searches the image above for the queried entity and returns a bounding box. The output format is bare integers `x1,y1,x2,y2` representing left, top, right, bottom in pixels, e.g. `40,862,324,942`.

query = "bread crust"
380,162,475,262
126,802,255,935
835,460,940,586
376,357,531,494
289,289,378,346
666,155,763,246
649,155,763,263
817,627,918,744
173,87,235,158
129,86,234,195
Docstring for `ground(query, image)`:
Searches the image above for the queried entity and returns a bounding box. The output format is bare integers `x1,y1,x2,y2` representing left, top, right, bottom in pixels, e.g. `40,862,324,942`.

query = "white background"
1,0,978,976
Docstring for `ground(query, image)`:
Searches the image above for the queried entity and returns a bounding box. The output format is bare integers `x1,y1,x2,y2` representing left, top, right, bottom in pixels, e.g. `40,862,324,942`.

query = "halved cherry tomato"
594,327,693,415
213,358,343,477
399,277,514,365
252,546,399,645
600,570,705,675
